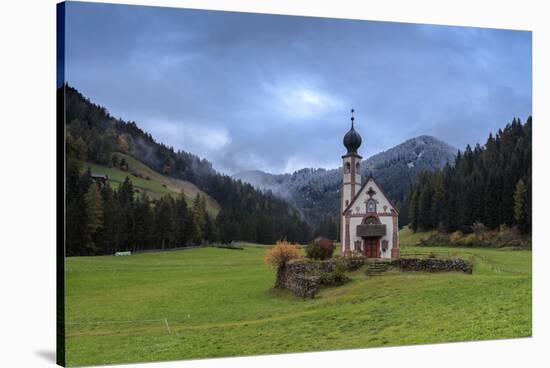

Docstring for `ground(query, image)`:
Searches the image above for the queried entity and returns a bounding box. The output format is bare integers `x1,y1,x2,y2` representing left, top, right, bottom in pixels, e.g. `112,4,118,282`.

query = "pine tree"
408,188,419,232
525,172,532,234
97,184,121,254
84,184,103,234
513,178,528,233
430,172,445,230
417,175,433,230
203,213,218,243
118,177,134,207
83,182,103,253
133,193,153,251
66,160,89,256
111,154,119,168
74,136,88,161
154,196,176,249
191,194,205,245
174,192,189,246
117,177,135,251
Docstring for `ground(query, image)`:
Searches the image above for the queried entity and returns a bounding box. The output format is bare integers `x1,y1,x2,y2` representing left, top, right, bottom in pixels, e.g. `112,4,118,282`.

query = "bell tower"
341,109,362,254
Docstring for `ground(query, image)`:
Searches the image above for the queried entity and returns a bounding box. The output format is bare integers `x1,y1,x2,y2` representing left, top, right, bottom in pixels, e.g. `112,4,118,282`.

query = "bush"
419,232,450,246
463,233,478,246
450,231,464,244
264,240,303,268
421,226,530,249
305,237,334,260
337,253,366,271
319,271,350,286
494,226,530,248
319,263,350,287
472,222,486,235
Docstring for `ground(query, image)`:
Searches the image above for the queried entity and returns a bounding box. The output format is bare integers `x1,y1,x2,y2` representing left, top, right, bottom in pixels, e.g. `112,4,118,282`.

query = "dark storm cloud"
64,2,532,174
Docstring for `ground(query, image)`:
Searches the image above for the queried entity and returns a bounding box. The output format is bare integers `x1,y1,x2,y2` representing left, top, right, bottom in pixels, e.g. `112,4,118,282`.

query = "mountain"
233,135,458,227
63,84,313,250
367,135,458,173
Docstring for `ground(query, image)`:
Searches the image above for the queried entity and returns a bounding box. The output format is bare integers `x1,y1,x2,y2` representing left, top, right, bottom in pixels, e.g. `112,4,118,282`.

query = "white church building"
340,111,400,259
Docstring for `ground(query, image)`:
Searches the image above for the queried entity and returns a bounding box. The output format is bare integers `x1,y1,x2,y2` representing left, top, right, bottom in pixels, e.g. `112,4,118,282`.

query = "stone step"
366,262,391,276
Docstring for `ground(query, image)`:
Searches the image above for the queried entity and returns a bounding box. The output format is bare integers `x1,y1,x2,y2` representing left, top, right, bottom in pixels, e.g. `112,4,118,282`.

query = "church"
340,111,400,259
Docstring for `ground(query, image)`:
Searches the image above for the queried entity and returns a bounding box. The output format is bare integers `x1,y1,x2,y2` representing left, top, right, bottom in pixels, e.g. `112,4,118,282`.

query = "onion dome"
343,109,362,154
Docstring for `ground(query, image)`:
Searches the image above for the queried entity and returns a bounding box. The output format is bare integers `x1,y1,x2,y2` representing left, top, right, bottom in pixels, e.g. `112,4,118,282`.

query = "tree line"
408,117,531,234
66,159,218,256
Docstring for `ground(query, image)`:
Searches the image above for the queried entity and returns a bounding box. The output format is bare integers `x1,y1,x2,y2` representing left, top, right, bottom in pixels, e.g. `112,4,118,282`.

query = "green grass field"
64,234,532,366
82,153,220,216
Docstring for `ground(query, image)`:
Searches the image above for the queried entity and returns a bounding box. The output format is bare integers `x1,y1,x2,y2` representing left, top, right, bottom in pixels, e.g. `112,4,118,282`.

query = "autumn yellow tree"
265,240,303,288
117,134,129,154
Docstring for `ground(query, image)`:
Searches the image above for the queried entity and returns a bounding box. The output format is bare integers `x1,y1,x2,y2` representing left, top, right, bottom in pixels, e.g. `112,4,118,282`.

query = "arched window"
356,162,360,172
344,162,351,174
367,199,376,213
363,215,380,224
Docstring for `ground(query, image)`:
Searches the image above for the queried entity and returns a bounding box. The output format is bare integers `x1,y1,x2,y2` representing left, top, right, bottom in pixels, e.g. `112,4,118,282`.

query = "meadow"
64,231,531,366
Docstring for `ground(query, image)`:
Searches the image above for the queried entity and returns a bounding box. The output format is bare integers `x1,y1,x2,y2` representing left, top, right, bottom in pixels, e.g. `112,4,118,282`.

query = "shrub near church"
305,237,335,260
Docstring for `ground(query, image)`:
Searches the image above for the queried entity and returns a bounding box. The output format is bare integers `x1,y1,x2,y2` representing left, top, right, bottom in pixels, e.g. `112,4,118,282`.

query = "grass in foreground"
64,241,531,366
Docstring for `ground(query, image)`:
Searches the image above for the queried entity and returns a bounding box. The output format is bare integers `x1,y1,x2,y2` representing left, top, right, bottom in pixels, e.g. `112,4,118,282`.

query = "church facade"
340,113,400,259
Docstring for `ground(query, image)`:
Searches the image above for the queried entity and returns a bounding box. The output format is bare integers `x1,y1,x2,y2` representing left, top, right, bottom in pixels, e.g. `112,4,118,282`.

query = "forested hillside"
408,117,532,235
83,152,221,214
63,85,312,256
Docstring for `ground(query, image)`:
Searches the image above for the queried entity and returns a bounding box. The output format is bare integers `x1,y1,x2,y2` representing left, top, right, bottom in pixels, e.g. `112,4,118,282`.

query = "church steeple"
341,109,363,256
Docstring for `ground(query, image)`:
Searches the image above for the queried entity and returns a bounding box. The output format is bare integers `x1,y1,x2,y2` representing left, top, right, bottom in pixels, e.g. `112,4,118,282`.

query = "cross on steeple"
350,108,355,128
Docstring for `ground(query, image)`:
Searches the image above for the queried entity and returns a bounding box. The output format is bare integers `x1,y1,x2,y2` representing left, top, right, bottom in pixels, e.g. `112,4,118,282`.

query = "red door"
364,238,380,258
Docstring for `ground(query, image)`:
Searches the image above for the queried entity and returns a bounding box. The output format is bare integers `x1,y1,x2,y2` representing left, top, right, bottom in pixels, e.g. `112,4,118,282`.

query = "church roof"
343,174,400,215
343,125,362,155
343,109,362,155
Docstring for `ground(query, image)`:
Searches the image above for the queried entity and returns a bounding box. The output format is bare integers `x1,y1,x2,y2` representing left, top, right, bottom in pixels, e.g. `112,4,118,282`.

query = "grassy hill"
82,153,220,216
399,226,437,247
64,241,531,366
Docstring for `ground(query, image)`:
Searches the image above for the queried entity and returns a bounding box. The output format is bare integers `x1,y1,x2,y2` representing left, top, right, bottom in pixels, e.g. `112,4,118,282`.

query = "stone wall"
277,259,336,298
276,256,472,298
395,258,473,273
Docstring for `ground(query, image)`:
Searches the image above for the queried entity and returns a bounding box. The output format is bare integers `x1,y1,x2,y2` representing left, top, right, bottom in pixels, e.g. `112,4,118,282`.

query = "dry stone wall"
276,256,472,299
395,258,473,273
277,259,336,298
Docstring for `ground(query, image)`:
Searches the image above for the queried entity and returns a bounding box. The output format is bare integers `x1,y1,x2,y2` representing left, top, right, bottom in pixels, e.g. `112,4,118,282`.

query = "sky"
64,2,532,175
